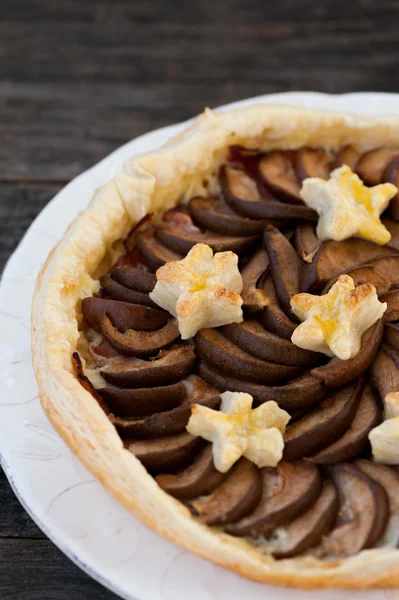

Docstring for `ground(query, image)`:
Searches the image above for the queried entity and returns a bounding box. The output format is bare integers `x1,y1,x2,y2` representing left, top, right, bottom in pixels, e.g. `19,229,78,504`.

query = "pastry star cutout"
291,274,387,360
149,243,243,339
186,391,290,473
300,165,397,245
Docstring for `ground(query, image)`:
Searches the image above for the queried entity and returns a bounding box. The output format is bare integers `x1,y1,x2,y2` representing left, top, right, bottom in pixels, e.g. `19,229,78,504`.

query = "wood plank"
0,81,210,180
0,467,117,597
0,538,118,599
2,0,399,27
1,0,399,179
0,468,44,539
0,184,61,271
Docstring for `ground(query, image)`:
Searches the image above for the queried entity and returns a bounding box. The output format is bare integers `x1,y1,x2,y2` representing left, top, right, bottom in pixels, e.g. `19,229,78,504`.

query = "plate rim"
3,90,399,600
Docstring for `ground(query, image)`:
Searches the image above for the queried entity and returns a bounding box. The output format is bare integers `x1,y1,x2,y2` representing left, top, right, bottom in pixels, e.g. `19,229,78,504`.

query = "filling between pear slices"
75,144,399,561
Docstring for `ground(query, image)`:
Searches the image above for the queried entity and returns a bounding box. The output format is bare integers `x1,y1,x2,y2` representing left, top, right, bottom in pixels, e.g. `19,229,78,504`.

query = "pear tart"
32,105,399,588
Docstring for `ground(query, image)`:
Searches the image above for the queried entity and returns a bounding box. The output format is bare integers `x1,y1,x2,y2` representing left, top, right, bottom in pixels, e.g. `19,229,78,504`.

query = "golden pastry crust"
32,104,399,588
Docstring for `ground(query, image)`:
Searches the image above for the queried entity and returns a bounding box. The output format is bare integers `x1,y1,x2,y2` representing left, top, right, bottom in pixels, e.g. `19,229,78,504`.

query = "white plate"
2,92,399,600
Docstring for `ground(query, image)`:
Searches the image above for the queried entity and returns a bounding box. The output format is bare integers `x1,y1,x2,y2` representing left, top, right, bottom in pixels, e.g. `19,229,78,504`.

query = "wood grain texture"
2,0,399,597
0,468,43,539
0,538,115,600
0,185,61,271
0,468,117,599
1,0,399,179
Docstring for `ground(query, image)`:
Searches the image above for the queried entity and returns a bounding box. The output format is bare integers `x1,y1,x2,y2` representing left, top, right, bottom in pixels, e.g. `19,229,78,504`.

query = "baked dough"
32,104,399,588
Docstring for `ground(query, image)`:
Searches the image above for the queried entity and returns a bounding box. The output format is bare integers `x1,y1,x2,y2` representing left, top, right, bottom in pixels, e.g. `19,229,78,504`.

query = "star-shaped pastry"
291,274,387,360
186,391,290,472
300,165,397,245
149,243,243,339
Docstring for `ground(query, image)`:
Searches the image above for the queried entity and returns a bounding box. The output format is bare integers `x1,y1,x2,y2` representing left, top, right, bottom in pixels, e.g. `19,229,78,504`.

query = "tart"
32,105,399,588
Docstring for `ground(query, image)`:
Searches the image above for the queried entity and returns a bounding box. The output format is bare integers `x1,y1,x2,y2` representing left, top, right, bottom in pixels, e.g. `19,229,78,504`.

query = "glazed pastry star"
300,165,397,245
291,274,387,360
186,391,290,473
149,243,243,339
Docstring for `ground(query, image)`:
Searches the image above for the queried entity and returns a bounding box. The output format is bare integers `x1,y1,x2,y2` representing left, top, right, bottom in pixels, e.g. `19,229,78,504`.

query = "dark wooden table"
2,0,399,597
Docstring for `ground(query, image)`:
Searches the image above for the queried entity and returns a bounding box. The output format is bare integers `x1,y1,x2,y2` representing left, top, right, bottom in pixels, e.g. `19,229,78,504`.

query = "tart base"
32,103,399,588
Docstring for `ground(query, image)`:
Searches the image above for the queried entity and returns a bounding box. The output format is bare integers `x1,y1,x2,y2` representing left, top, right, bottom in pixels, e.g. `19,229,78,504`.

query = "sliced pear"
126,432,205,473
222,165,261,202
240,249,270,312
258,151,302,204
370,344,399,400
384,323,399,351
227,194,317,222
101,344,196,387
383,156,399,221
222,166,317,222
156,222,258,256
156,445,228,500
270,479,339,559
102,314,180,357
223,320,324,367
100,273,155,307
189,458,262,526
295,148,332,182
263,224,300,316
356,148,399,185
283,378,364,460
308,385,381,464
110,389,219,438
311,320,383,387
324,463,389,556
295,224,321,263
136,229,182,271
98,382,186,417
260,276,298,339
188,196,266,236
198,361,326,412
381,290,399,322
366,255,399,289
124,213,154,253
82,298,167,333
195,328,301,385
111,267,156,294
382,217,399,251
109,252,143,271
322,263,391,296
226,461,321,537
355,459,399,546
333,145,360,170
301,239,395,292
109,379,218,437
